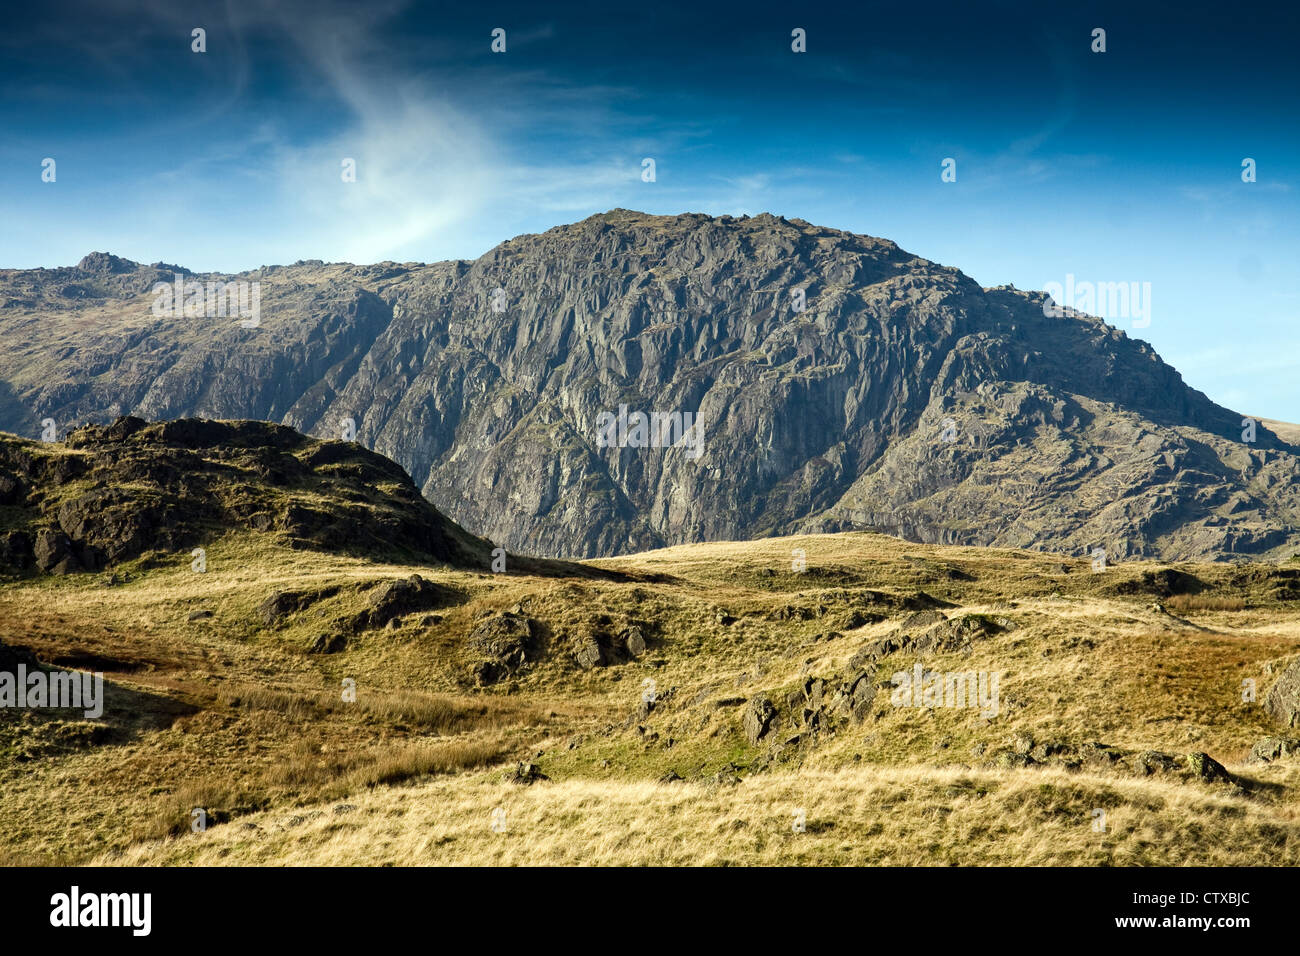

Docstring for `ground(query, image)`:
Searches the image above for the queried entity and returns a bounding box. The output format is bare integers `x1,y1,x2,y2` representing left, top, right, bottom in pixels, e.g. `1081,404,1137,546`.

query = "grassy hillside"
2,529,1299,865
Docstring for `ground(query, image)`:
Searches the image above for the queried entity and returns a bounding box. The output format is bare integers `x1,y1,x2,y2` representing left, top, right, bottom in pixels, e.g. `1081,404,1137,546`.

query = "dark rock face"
3,210,1298,561
76,252,138,275
0,531,32,569
847,612,1006,674
0,417,492,574
0,472,23,505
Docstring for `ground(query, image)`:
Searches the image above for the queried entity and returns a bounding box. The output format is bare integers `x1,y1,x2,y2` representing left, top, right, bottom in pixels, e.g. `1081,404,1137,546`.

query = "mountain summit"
0,210,1296,561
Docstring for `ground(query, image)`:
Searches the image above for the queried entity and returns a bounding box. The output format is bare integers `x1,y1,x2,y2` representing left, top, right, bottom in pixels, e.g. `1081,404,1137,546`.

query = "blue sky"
2,0,1298,418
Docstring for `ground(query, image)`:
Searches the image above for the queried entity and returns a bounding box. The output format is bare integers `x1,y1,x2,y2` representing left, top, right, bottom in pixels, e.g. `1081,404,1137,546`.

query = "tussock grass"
1166,593,1246,613
137,737,509,842
344,689,539,734
102,765,1300,867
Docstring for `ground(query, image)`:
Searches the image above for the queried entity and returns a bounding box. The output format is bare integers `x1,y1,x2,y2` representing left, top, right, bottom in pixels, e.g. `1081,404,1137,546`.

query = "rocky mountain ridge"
1,210,1296,561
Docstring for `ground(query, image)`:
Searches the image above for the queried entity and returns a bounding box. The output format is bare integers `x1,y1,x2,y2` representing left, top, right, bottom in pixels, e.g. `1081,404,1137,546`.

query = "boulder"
743,696,777,744
50,556,79,575
575,640,603,670
913,614,1009,655
1133,750,1182,776
1264,658,1300,728
258,589,316,626
899,609,946,632
804,678,824,709
993,751,1033,769
469,611,537,682
848,673,876,722
1247,736,1300,764
504,762,548,785
1185,752,1232,783
307,633,348,655
362,575,459,630
622,626,647,657
34,529,76,572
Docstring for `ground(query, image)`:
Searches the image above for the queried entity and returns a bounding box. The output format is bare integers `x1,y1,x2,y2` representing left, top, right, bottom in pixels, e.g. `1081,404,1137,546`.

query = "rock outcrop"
468,611,539,684
0,417,492,574
1264,658,1300,728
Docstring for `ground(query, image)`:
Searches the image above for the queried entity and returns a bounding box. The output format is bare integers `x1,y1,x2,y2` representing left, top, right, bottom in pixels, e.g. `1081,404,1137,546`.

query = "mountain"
1,210,1297,562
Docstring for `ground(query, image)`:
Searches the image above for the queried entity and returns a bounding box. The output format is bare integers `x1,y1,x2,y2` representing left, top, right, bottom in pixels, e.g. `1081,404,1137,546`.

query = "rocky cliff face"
1,210,1297,561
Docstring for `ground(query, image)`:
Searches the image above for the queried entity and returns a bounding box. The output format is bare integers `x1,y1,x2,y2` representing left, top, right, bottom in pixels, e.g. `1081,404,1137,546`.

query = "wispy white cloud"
8,0,705,268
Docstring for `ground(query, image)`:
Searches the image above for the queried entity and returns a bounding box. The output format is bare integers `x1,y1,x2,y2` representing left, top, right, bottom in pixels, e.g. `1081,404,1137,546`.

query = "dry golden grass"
1165,593,1246,614
137,736,508,841
3,528,1300,865
99,764,1300,867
